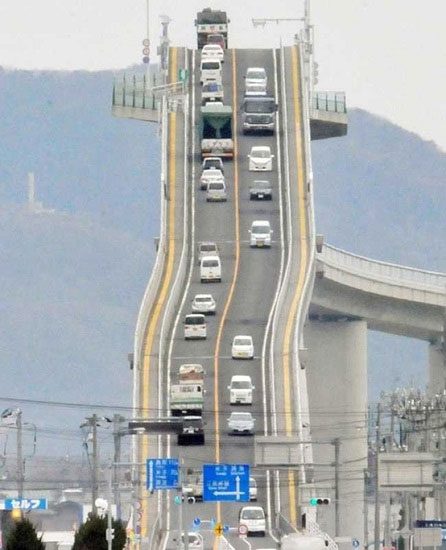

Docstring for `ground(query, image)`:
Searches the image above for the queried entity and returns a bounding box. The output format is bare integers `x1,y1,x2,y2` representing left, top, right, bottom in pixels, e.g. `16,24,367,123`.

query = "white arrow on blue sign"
203,464,250,502
146,458,179,491
2,498,48,511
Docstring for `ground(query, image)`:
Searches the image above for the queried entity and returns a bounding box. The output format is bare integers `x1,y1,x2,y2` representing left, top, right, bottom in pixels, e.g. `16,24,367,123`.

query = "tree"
5,517,45,550
73,514,126,550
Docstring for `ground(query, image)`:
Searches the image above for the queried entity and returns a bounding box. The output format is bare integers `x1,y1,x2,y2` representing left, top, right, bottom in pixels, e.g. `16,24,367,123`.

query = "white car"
200,167,224,190
249,477,258,501
245,67,267,89
227,412,255,435
197,241,219,264
200,255,221,283
202,157,224,173
239,505,266,536
191,293,216,314
248,145,274,171
206,180,227,202
228,375,255,405
249,220,272,248
232,335,254,359
201,44,224,63
245,82,267,96
200,59,222,84
184,314,206,340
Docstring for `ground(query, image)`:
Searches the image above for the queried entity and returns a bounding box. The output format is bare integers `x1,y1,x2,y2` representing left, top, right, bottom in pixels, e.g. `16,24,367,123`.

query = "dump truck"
195,8,229,49
182,467,204,498
200,103,233,158
170,384,204,416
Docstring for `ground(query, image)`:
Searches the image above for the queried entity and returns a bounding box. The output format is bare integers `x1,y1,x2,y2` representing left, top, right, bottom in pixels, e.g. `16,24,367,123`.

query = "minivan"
200,59,222,84
184,314,206,340
239,505,266,536
200,255,221,283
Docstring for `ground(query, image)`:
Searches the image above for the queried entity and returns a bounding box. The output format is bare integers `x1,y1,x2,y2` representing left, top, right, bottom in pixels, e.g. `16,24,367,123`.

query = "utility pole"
333,437,341,537
113,414,123,520
16,410,24,500
81,414,100,515
374,403,381,550
364,469,369,550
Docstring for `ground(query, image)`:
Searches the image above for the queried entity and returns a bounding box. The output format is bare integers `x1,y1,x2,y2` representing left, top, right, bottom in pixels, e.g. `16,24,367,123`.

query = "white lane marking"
165,46,195,537
260,47,286,544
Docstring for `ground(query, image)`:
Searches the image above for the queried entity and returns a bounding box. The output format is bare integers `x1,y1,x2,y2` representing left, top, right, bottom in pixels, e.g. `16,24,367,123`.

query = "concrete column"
305,319,367,545
428,341,446,396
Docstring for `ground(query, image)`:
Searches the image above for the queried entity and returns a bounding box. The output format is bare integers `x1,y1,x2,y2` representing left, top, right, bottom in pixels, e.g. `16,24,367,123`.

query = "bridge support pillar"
305,319,367,545
428,341,446,396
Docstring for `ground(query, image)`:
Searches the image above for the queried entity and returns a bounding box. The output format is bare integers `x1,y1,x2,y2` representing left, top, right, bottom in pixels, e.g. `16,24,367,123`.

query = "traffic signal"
309,497,331,506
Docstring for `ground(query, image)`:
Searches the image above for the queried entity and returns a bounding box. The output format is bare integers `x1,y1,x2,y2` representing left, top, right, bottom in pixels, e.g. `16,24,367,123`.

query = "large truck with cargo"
195,8,229,49
242,96,278,134
200,103,234,158
170,384,204,416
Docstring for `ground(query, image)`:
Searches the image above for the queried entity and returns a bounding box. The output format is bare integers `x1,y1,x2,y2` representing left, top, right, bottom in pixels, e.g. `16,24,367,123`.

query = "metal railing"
112,71,165,110
306,516,338,550
312,91,346,114
321,243,446,298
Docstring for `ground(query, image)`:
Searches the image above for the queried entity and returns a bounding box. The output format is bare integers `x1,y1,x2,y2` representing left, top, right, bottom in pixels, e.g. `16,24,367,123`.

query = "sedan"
197,241,219,265
200,167,224,190
227,412,256,435
191,294,216,314
232,335,254,359
206,180,227,202
248,146,274,171
202,156,224,173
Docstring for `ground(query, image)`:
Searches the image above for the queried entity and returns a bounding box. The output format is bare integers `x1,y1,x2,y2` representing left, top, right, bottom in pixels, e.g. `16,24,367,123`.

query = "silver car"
227,412,256,435
206,180,227,202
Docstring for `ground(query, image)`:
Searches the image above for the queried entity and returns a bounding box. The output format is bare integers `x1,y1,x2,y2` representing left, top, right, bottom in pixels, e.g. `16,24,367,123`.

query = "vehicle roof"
250,145,271,152
185,313,205,319
240,505,264,511
201,104,232,115
234,335,253,340
194,293,213,299
230,375,252,382
202,167,223,174
252,220,271,225
204,156,223,161
199,241,218,246
179,363,204,372
201,255,220,261
203,44,223,50
246,67,266,73
230,412,253,418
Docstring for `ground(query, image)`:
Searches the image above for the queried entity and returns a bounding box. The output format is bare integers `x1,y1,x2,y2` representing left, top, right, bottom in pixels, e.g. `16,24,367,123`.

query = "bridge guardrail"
320,244,446,301
112,70,165,111
312,91,346,114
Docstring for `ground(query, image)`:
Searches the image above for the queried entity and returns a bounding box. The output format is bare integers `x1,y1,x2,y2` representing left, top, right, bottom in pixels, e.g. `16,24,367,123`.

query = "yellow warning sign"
214,522,224,537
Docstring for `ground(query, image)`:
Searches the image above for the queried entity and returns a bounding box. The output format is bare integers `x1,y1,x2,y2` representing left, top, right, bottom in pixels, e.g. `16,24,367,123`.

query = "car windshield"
185,316,205,325
200,244,216,252
252,225,269,234
235,337,251,346
231,413,252,421
195,296,211,303
203,259,219,267
247,70,265,80
244,99,275,113
205,45,221,51
232,381,251,389
202,61,220,70
205,159,222,168
252,149,270,158
241,508,264,520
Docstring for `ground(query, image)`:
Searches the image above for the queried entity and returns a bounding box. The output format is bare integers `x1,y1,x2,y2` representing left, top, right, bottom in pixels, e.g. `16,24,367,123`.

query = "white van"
184,314,206,340
228,375,254,405
200,255,221,283
238,505,266,536
200,59,222,84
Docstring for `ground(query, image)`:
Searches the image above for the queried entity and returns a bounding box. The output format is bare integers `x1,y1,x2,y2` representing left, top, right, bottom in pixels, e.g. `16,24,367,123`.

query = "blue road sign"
203,464,250,502
352,539,360,548
193,517,201,527
147,458,179,491
2,498,48,511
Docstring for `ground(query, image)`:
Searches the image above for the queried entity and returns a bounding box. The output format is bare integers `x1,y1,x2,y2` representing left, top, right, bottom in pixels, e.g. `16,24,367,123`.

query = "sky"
1,0,446,151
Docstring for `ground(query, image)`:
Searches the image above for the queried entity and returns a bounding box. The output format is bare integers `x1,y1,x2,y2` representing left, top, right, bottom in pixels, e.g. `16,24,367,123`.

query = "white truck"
170,384,204,416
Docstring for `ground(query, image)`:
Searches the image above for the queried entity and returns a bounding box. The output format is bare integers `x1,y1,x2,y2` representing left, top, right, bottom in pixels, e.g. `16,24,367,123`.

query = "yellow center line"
139,47,178,537
213,48,240,527
281,45,309,526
